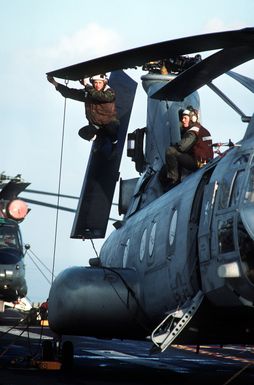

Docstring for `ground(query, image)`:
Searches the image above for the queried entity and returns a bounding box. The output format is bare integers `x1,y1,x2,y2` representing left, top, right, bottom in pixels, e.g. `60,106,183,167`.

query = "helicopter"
44,27,254,354
0,173,30,311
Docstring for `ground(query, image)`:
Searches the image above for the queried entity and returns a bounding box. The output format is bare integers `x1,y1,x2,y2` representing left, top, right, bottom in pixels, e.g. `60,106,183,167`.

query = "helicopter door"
71,71,137,239
198,180,218,263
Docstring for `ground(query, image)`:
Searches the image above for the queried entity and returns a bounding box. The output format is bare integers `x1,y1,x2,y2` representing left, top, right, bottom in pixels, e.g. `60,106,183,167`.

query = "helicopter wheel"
61,340,74,371
42,340,55,361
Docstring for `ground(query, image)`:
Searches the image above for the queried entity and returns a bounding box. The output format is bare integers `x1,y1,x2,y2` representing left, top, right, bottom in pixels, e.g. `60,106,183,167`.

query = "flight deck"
1,308,254,385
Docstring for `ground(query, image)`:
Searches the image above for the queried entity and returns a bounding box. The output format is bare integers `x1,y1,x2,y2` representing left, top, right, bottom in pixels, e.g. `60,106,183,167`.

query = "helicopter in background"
0,173,30,311
44,28,254,354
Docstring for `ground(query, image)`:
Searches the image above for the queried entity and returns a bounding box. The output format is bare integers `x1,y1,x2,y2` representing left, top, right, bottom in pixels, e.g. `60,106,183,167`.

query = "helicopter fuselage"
0,220,27,303
48,126,254,344
46,36,254,345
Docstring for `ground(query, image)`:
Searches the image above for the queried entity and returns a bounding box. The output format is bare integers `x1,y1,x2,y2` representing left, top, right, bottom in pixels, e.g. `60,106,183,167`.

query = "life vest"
188,124,213,165
85,100,117,125
56,83,118,126
85,85,118,125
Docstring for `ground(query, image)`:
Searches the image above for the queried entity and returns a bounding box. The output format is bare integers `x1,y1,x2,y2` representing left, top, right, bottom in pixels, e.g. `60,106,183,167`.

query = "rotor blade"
22,198,76,213
0,181,30,200
23,189,118,206
47,28,254,80
207,82,251,122
227,70,254,93
25,188,79,200
152,45,254,101
22,198,118,222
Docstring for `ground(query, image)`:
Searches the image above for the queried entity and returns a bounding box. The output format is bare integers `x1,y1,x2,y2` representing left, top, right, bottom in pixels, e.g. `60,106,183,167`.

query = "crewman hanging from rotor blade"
160,106,213,189
47,74,120,155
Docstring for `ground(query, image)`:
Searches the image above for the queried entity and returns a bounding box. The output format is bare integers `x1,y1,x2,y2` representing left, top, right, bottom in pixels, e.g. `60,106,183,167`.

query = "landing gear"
61,340,74,370
42,340,55,361
41,337,74,370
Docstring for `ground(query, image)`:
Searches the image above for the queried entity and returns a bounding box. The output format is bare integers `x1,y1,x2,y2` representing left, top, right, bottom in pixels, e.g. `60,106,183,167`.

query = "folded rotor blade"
22,197,76,213
152,45,254,101
227,70,254,93
24,188,79,200
47,28,254,80
22,197,118,222
23,189,118,206
207,82,251,122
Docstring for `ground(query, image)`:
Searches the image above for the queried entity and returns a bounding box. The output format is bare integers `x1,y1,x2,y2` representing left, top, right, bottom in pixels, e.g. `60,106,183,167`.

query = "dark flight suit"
165,123,213,185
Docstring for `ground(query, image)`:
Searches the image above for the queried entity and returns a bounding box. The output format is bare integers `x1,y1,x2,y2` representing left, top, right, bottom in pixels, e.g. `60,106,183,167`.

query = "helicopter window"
0,226,19,249
139,229,147,262
218,168,246,210
169,210,177,247
149,222,157,257
229,170,245,207
218,218,234,254
123,239,130,268
218,172,237,210
238,218,254,284
244,166,254,203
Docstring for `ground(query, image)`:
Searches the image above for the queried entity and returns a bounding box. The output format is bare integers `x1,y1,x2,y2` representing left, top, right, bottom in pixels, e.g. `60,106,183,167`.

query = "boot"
159,165,179,192
78,125,99,141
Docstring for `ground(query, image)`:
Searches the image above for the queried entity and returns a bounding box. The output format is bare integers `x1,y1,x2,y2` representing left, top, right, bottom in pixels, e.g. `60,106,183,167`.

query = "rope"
27,248,54,278
90,239,99,258
27,250,52,285
51,80,68,285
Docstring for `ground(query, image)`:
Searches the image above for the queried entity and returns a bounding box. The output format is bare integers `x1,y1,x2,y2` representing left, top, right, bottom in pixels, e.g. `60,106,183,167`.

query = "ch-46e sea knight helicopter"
0,173,30,311
45,28,254,354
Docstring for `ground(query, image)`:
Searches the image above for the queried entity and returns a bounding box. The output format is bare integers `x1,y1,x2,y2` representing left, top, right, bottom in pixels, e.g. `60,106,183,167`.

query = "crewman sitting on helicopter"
161,106,213,188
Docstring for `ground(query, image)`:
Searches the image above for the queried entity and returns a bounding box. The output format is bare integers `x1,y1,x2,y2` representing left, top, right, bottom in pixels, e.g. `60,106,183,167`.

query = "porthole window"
139,229,147,262
169,210,177,246
123,238,130,267
149,222,157,257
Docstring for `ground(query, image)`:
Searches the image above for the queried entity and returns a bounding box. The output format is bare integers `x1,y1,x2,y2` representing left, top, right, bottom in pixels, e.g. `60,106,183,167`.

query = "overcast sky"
1,0,254,303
